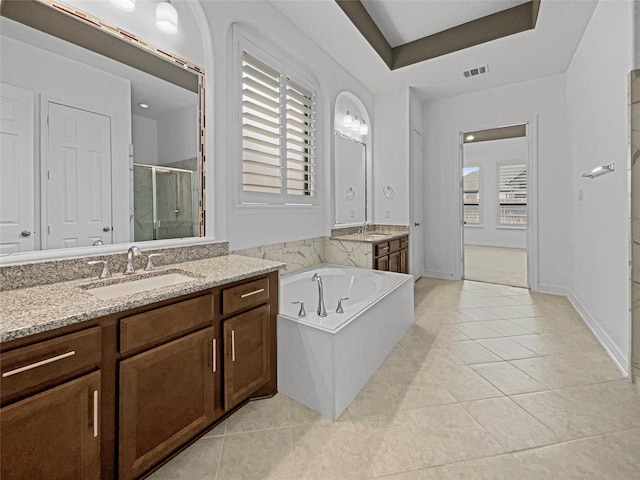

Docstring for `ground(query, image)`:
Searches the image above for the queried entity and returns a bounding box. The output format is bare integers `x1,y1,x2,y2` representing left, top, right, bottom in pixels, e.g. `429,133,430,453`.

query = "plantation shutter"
242,52,282,194
498,164,527,225
285,77,315,199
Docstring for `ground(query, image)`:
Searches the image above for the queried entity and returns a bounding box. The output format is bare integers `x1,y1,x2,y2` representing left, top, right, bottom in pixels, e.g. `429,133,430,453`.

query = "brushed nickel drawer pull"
2,351,76,377
212,339,217,373
93,390,99,438
231,330,236,362
240,288,265,298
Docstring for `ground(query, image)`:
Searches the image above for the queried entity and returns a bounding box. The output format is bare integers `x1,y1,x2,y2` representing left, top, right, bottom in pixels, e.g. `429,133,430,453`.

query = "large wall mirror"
0,0,205,257
334,92,371,226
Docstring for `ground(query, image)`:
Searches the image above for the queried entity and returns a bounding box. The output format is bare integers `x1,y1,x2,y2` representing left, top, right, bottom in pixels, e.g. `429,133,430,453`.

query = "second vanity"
0,252,283,480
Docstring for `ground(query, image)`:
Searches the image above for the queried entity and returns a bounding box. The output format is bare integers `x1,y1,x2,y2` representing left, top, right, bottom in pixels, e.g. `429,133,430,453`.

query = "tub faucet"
311,273,327,317
124,246,141,274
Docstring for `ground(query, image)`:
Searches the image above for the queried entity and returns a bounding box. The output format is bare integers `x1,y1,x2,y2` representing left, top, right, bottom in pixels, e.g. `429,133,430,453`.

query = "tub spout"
311,273,328,317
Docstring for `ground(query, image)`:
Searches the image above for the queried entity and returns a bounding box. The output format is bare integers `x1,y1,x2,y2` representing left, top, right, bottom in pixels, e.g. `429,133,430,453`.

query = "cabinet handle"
93,390,99,438
231,330,236,362
379,246,389,251
212,339,217,373
2,350,76,377
240,288,264,298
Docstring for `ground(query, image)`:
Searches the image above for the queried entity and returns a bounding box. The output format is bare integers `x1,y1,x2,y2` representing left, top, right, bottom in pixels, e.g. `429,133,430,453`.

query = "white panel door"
46,103,112,249
410,128,425,278
0,83,35,254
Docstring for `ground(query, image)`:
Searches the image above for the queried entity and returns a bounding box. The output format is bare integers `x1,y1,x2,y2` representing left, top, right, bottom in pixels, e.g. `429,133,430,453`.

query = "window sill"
496,225,527,230
464,224,483,228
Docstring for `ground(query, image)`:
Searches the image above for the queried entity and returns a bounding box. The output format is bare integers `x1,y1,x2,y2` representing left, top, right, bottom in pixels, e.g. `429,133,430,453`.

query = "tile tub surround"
324,237,373,269
0,254,284,342
0,242,229,292
233,237,324,274
632,69,640,381
148,278,640,480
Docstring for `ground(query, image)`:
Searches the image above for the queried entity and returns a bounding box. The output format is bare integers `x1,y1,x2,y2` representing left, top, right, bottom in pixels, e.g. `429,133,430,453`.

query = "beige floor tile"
147,436,223,480
475,337,538,360
218,429,295,480
291,423,373,479
468,296,520,308
225,394,291,434
353,404,504,477
461,397,559,451
346,373,403,419
427,365,503,402
287,396,351,426
392,371,458,411
376,466,453,479
509,333,599,356
434,325,471,344
479,320,531,336
457,309,503,322
446,340,502,364
453,322,502,339
510,351,623,389
202,419,227,438
471,362,546,395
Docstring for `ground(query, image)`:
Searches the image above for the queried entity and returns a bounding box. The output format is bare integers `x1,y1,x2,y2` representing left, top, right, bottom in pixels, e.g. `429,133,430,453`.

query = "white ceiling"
361,0,531,47
270,0,598,101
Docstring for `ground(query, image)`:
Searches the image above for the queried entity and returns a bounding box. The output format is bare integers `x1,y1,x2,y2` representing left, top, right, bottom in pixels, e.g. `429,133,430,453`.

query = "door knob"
414,222,421,227
21,230,31,237
103,226,111,232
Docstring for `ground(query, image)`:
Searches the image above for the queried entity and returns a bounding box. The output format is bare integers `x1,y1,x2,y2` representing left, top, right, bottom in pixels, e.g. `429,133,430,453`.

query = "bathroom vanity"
0,254,282,480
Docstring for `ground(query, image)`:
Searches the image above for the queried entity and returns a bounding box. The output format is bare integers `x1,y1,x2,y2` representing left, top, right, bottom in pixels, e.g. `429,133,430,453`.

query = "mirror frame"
0,0,207,261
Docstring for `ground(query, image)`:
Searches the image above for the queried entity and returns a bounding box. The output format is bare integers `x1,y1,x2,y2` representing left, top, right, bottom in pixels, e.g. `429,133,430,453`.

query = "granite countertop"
0,254,285,343
329,231,409,243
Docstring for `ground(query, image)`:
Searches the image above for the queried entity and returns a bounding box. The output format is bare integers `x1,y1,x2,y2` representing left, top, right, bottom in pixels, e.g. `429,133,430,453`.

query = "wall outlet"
350,210,355,218
385,209,391,218
578,189,584,201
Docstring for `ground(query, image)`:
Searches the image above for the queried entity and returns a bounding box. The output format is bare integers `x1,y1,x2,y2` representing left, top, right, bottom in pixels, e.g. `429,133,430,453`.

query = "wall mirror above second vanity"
0,0,205,258
333,92,371,227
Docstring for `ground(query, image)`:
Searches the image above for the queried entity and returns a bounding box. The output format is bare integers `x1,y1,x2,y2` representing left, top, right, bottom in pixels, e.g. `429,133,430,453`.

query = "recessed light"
138,103,149,109
110,0,136,12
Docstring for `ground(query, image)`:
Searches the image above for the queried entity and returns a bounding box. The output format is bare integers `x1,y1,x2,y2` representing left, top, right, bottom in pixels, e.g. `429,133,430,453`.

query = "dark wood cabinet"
1,370,101,480
118,326,216,480
373,235,409,274
223,304,271,409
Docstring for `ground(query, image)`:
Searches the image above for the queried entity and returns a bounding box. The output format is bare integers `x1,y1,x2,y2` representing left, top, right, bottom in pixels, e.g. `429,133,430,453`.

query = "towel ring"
346,187,356,199
383,185,394,198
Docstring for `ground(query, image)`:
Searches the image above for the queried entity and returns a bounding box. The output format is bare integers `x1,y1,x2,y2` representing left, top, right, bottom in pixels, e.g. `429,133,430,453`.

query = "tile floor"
148,278,640,480
464,245,527,288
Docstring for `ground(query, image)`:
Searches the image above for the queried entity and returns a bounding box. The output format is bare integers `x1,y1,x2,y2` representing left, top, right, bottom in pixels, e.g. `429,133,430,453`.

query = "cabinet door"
119,327,216,480
389,251,400,273
400,248,409,274
1,370,101,480
375,255,389,271
223,304,270,409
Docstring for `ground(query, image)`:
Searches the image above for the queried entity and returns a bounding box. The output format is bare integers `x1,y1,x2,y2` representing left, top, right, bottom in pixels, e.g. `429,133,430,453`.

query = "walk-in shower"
133,164,198,241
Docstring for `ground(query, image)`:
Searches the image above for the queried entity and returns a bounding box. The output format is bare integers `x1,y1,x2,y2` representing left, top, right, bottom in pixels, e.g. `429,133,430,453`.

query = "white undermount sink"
84,272,197,300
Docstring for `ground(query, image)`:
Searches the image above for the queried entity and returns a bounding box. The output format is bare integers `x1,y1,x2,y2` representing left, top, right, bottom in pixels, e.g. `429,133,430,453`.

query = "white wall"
157,105,198,166
422,75,570,287
373,88,410,225
199,0,374,250
0,36,132,244
132,114,159,165
566,0,633,373
463,137,528,248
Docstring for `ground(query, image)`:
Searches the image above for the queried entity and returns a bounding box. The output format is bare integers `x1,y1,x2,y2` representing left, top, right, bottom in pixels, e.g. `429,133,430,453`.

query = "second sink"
84,272,197,300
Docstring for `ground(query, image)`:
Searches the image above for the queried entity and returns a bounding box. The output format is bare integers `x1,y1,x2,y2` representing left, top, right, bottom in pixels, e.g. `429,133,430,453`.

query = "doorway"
461,124,529,288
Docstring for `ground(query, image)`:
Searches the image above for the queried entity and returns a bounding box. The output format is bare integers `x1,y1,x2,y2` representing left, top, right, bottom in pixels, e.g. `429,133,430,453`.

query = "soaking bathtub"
277,264,414,420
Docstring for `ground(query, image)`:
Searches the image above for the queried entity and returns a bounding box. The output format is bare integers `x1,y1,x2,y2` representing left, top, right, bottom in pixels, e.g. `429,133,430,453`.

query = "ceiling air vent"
463,65,489,78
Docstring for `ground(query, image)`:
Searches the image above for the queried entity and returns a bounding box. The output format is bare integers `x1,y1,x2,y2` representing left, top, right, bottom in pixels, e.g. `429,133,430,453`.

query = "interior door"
0,83,35,254
410,128,425,278
46,102,112,249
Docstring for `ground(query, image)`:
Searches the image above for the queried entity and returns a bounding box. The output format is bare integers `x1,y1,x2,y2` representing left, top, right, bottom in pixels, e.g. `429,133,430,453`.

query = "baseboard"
567,291,629,376
537,284,568,296
424,269,456,280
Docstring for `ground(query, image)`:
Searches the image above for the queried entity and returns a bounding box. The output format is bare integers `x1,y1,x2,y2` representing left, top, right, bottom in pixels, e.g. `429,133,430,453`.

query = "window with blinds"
463,166,480,225
241,51,316,204
498,164,527,226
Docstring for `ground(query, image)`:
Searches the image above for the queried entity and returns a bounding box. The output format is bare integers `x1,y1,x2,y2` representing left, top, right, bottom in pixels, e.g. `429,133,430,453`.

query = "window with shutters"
498,164,527,226
240,46,316,206
463,166,480,225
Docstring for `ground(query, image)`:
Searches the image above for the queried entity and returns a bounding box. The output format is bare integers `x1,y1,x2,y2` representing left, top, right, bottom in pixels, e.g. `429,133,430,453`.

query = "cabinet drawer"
375,242,390,257
120,294,213,354
400,236,409,249
389,239,401,253
222,277,270,316
1,326,101,403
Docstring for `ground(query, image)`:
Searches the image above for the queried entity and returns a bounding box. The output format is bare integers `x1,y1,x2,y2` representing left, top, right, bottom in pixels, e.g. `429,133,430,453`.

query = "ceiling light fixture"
156,0,178,35
138,103,149,109
110,0,136,12
343,111,367,136
582,163,615,179
466,134,475,141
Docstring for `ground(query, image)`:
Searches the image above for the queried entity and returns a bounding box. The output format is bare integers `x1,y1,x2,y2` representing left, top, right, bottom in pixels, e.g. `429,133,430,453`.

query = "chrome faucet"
124,246,141,274
311,273,327,317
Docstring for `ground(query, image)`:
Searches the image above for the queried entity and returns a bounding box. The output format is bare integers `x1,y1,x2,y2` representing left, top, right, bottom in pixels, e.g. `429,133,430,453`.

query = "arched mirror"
0,0,205,257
